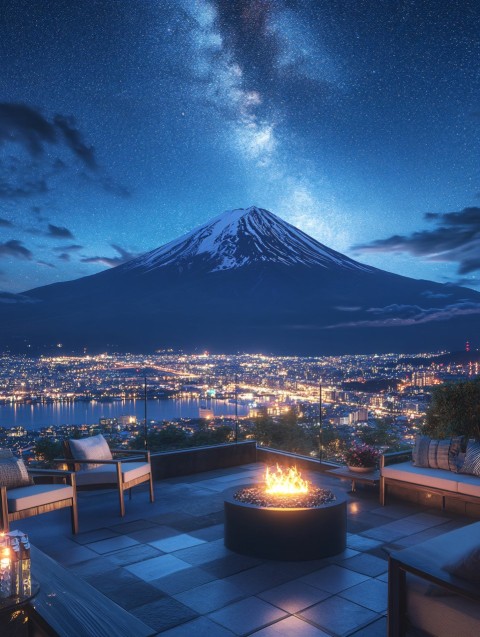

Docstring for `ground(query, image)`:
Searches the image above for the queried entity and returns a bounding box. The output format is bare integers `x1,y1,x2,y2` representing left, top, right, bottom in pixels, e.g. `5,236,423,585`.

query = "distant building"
348,408,369,425
119,415,136,427
99,417,118,427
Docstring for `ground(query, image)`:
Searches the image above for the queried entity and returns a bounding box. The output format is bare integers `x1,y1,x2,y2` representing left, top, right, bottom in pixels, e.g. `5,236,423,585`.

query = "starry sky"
0,0,479,293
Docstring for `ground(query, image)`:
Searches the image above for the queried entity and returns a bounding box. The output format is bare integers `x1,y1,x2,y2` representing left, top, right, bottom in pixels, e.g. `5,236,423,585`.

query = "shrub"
344,443,380,467
424,380,480,440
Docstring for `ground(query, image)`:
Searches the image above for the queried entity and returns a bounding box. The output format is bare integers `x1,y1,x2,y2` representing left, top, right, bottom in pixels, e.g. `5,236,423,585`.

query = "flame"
264,465,310,495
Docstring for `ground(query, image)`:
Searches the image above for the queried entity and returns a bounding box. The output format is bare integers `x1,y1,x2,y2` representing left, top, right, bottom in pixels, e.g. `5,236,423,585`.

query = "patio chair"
58,434,154,517
0,450,78,534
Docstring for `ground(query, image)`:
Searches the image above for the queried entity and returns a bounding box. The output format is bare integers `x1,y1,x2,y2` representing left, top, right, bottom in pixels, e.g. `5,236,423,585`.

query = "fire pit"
224,465,347,561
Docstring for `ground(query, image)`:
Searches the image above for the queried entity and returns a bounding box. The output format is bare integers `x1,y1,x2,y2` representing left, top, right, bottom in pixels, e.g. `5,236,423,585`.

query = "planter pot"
347,465,375,473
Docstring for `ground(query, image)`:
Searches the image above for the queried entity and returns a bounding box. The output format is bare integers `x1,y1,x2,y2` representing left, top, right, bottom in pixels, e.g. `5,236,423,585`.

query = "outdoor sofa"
380,437,480,512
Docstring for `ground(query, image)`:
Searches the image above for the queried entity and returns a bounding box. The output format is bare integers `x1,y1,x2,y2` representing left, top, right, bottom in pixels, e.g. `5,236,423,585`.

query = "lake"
0,398,249,430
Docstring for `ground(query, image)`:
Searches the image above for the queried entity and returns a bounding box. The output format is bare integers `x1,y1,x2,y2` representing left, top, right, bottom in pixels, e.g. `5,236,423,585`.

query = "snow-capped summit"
124,206,374,273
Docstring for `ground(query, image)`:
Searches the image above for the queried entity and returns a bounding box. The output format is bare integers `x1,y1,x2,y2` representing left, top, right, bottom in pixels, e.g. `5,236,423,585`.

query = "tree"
34,437,63,465
191,425,233,446
358,418,403,449
424,380,480,439
130,425,189,451
254,412,316,455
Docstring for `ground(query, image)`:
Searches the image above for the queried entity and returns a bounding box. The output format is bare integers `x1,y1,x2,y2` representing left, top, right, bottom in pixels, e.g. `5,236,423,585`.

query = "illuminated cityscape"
1,349,478,458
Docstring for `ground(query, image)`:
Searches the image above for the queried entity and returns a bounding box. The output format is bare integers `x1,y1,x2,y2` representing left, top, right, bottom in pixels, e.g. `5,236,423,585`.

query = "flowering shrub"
344,444,380,467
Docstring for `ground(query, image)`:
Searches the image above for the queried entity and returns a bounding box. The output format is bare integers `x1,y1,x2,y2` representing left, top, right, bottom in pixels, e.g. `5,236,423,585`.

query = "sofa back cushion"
459,439,480,477
0,456,33,489
413,435,431,467
445,544,480,584
413,435,463,472
68,434,113,470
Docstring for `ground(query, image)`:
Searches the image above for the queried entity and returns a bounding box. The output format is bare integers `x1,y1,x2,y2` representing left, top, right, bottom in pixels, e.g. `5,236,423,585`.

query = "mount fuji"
2,206,480,354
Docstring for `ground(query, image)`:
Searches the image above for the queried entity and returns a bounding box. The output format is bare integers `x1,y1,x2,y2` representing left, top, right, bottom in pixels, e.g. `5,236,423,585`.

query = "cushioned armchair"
58,434,154,517
0,451,78,534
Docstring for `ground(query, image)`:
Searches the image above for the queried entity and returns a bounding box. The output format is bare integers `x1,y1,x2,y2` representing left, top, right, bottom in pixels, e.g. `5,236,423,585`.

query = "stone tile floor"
16,463,474,636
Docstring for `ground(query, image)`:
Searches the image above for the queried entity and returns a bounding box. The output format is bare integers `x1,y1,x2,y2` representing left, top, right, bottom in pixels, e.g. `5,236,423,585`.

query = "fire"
264,465,310,495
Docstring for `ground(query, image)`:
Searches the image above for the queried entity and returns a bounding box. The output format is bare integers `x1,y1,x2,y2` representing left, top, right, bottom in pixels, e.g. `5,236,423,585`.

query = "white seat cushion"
7,484,74,512
407,574,480,637
75,462,150,486
456,473,480,497
382,461,459,492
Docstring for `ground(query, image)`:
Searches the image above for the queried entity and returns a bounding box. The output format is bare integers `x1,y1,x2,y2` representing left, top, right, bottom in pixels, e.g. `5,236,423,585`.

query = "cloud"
0,177,48,199
0,103,97,170
0,291,36,304
353,206,480,276
0,218,13,228
53,114,96,170
80,244,138,267
0,239,32,260
328,300,480,329
37,260,56,268
53,244,82,252
55,244,83,262
0,102,127,201
0,103,56,156
421,290,452,299
46,223,75,239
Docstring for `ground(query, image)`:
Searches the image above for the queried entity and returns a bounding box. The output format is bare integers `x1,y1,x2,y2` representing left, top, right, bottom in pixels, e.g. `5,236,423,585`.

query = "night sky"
0,0,479,293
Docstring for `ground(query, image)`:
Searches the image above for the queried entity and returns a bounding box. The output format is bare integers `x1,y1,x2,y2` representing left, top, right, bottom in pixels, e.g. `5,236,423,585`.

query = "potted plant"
344,443,379,473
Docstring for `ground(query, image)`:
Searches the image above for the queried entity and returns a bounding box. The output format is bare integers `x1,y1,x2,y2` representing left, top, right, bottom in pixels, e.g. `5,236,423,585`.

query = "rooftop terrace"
12,457,476,637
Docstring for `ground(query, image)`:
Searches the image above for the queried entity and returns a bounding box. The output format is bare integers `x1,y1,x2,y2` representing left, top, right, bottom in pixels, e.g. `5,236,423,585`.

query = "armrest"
111,449,150,462
380,449,413,469
28,468,76,487
55,457,149,468
389,551,480,602
0,485,7,527
28,468,75,476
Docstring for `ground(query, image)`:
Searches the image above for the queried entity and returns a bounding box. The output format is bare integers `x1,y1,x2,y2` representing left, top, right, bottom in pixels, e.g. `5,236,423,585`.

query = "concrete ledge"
150,441,257,479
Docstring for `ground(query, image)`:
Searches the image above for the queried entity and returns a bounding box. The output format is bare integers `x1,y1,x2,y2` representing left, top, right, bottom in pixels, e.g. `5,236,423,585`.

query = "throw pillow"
459,440,480,477
68,434,113,470
412,435,431,467
0,457,33,488
445,545,480,584
428,436,463,473
447,436,464,472
428,439,439,468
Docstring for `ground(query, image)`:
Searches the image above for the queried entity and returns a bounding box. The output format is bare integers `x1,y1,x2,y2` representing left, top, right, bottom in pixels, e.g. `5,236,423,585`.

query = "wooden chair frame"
56,448,154,517
388,547,480,636
0,468,78,534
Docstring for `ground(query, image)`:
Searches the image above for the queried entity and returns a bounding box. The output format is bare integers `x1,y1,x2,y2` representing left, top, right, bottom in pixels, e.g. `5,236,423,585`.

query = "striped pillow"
432,436,464,472
459,440,480,477
413,435,431,467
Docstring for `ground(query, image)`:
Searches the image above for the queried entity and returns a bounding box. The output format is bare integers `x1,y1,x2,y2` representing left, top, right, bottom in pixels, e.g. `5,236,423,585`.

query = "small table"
327,466,380,492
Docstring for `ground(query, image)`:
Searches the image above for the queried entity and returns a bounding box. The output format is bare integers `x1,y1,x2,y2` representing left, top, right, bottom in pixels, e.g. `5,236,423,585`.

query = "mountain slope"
1,206,480,354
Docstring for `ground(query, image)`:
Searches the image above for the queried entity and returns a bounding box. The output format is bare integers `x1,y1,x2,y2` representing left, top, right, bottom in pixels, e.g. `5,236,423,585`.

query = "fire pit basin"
224,486,347,561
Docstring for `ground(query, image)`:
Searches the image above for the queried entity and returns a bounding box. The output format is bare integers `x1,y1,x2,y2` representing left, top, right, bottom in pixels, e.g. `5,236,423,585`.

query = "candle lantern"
0,530,33,600
0,546,11,599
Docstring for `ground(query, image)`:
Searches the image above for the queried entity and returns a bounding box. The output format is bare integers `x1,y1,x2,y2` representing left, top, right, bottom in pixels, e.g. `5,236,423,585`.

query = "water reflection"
0,398,248,430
